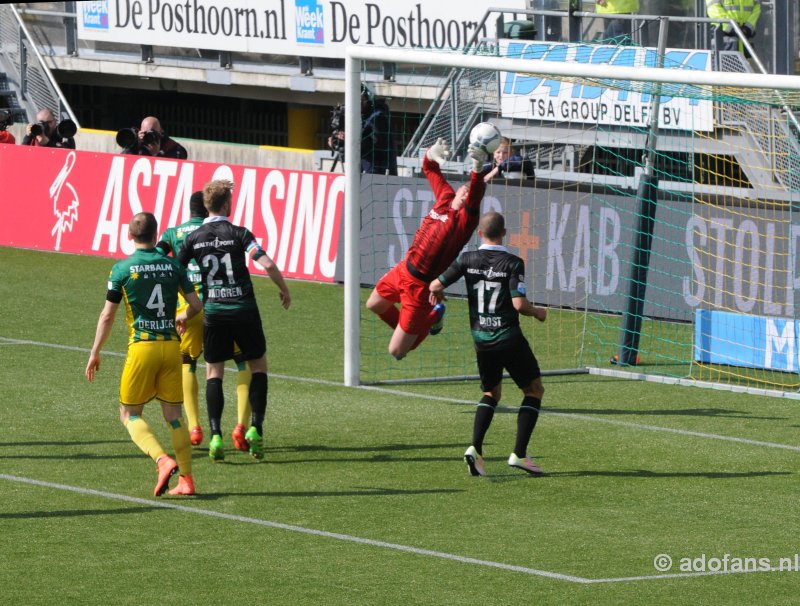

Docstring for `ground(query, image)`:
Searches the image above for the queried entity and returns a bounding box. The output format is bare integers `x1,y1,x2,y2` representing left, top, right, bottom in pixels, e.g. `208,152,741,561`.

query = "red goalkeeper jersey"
404,155,486,281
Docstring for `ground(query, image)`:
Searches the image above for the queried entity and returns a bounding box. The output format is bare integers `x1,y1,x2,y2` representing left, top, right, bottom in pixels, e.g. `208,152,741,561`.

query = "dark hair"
189,191,208,218
129,212,158,243
479,211,505,240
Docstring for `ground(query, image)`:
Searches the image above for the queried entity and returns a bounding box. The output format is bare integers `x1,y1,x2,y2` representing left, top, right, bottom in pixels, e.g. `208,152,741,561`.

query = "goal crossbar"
342,46,800,387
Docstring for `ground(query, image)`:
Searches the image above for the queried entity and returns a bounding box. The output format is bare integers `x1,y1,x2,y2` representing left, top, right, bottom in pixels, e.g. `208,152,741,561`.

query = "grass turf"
2,246,800,605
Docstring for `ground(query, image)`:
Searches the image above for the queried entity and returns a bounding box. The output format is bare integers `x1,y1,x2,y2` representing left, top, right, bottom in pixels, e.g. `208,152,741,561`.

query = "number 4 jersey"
179,216,265,317
107,248,194,344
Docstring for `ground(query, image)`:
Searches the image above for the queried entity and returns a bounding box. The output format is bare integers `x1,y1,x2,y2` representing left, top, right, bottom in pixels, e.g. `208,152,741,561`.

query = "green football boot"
245,426,264,460
208,434,225,462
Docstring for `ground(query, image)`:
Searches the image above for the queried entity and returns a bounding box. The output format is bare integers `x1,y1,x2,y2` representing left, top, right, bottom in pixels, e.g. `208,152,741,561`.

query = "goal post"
344,43,800,394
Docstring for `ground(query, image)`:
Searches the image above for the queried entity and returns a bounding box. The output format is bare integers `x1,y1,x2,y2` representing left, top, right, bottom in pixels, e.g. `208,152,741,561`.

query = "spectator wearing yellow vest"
706,0,761,54
596,0,640,45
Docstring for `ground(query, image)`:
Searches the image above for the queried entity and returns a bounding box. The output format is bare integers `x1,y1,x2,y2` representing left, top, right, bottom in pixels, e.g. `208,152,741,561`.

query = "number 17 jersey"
179,216,265,318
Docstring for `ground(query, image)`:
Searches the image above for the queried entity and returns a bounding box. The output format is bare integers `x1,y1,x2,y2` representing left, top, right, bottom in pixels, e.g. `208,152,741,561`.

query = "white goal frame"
342,45,800,388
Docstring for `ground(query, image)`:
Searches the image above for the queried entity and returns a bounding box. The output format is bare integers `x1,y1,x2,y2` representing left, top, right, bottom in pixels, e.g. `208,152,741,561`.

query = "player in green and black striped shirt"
430,211,547,478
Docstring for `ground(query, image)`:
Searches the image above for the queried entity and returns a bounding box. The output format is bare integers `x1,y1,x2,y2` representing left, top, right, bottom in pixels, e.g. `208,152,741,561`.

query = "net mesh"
356,40,800,392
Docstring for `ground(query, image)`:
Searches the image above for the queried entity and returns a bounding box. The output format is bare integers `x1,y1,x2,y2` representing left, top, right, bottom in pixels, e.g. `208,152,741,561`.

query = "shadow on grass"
0,453,143,460
484,469,791,483
545,407,786,420
542,469,792,479
269,443,467,453
0,440,130,447
189,486,464,500
0,506,160,519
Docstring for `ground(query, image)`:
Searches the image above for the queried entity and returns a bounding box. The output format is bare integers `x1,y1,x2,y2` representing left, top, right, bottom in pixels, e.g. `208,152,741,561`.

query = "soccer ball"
469,122,502,155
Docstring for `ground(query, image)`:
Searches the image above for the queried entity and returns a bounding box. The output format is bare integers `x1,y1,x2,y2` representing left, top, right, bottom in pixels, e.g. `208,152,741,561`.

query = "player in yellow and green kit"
86,212,203,496
157,191,253,452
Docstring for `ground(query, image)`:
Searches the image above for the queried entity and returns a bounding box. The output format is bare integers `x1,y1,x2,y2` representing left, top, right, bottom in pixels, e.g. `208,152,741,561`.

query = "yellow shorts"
120,340,183,406
175,304,243,362
179,304,204,360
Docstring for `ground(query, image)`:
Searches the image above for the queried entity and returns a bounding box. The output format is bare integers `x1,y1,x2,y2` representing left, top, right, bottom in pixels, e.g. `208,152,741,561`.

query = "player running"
366,138,488,360
86,212,202,496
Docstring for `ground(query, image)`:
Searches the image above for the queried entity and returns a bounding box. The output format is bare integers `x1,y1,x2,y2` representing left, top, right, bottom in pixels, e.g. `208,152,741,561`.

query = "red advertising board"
0,145,344,282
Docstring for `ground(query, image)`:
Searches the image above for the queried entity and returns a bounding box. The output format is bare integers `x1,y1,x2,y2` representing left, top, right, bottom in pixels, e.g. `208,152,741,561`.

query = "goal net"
343,41,800,397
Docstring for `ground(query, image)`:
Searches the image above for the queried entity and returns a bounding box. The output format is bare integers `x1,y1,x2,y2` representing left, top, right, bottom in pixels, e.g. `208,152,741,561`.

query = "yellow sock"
182,363,200,428
125,416,166,462
236,363,252,427
168,415,192,475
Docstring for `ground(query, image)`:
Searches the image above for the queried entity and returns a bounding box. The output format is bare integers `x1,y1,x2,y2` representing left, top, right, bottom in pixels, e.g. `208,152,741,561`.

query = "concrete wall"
7,125,316,171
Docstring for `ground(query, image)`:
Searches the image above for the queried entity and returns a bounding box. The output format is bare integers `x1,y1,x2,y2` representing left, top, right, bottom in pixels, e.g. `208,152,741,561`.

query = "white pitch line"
3,336,800,453
0,473,780,584
2,336,794,584
0,473,586,583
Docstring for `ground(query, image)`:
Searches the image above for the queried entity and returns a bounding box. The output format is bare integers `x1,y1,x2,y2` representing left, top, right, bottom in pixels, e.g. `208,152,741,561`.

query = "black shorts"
476,336,540,392
203,308,266,363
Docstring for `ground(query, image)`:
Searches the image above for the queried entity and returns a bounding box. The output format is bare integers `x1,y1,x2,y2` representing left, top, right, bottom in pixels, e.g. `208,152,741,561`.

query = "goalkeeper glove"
467,144,488,173
426,138,451,165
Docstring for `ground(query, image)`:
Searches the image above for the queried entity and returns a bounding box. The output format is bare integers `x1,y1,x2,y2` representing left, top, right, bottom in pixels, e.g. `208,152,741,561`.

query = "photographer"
328,84,397,175
21,108,76,149
119,116,188,159
0,110,15,145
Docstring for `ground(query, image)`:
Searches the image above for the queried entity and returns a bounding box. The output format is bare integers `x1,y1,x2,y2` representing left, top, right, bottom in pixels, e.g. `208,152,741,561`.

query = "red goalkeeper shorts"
375,261,433,335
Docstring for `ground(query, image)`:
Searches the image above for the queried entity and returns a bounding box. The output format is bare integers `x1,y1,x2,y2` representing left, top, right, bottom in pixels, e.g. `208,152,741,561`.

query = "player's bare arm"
255,252,291,309
85,300,119,382
175,288,203,334
512,297,547,322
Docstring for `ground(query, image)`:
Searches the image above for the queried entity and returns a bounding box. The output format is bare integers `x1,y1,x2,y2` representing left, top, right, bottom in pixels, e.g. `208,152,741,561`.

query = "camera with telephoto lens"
57,119,77,138
29,118,76,138
0,110,13,131
141,129,161,146
30,121,46,137
116,127,161,151
329,104,345,156
116,127,138,148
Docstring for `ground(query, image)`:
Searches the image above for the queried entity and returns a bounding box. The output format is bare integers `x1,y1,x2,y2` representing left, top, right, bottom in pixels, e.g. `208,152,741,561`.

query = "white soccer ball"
469,122,502,156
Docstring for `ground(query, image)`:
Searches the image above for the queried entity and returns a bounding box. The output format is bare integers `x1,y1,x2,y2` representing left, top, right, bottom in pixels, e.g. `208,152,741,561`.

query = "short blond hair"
203,180,234,213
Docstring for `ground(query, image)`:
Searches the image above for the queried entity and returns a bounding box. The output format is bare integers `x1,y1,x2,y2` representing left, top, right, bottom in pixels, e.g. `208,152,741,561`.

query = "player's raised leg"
366,287,400,329
157,402,194,495
120,405,178,496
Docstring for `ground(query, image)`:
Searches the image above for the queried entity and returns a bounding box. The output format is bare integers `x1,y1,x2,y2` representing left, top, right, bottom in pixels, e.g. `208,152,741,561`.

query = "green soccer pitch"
2,245,800,605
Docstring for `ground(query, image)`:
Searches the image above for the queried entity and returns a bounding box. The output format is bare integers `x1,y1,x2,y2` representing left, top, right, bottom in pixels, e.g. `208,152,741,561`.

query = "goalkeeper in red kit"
366,138,488,360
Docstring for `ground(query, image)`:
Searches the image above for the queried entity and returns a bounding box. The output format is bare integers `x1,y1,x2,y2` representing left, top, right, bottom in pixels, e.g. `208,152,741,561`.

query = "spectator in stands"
706,0,761,54
0,110,15,144
328,84,397,175
595,0,640,45
21,108,75,149
121,116,188,159
484,137,534,182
